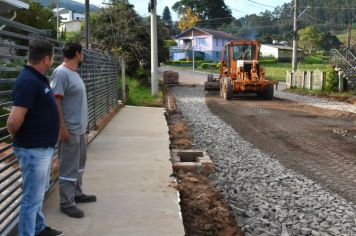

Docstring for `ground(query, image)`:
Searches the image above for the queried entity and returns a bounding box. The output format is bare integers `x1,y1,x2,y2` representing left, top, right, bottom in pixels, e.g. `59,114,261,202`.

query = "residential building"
171,27,237,62
260,44,303,61
53,8,85,23
59,19,82,33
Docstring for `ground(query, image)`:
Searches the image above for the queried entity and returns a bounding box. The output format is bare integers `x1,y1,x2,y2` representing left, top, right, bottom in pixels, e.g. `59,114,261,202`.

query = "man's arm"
55,96,70,142
7,106,29,139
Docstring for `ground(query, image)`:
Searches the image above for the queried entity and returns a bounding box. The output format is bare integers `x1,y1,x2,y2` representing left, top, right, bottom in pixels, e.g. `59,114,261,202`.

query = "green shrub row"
304,55,324,64
201,62,221,69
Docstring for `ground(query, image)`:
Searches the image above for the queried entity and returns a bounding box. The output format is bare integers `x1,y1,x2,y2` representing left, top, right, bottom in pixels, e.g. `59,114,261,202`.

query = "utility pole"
150,0,159,96
192,30,195,71
291,0,299,87
85,0,90,49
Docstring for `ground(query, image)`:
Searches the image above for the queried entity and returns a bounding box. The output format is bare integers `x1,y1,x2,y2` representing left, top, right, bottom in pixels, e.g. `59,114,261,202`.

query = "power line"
246,0,276,9
211,22,293,31
302,13,347,27
229,7,249,15
300,6,356,10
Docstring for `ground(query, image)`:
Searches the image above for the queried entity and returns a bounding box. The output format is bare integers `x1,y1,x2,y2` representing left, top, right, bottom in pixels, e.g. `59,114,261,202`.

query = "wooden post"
309,71,313,90
302,71,307,89
121,56,126,103
321,72,326,92
287,70,291,88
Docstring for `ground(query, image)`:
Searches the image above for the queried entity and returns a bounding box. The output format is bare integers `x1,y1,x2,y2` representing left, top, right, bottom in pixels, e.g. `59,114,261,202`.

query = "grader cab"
204,40,277,100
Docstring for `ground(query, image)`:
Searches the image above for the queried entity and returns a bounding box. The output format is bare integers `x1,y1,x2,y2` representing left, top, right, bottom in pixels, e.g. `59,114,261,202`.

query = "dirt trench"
165,86,243,236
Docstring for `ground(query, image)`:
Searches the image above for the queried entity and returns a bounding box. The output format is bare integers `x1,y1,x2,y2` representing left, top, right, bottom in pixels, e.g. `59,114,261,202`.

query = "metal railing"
330,49,356,89
0,16,119,235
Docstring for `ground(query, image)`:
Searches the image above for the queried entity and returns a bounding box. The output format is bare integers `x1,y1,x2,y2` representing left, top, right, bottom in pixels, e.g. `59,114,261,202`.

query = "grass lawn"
336,29,356,44
125,79,163,107
264,62,328,81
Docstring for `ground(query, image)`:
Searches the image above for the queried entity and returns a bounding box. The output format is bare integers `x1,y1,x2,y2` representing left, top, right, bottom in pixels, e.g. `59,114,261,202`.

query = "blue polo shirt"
13,65,60,148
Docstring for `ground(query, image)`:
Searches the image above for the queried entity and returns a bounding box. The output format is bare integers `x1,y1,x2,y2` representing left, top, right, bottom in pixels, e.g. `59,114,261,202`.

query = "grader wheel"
263,84,274,100
222,77,233,100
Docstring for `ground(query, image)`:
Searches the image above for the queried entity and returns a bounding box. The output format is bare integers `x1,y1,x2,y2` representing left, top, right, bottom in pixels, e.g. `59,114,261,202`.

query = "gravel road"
275,89,356,114
172,85,356,236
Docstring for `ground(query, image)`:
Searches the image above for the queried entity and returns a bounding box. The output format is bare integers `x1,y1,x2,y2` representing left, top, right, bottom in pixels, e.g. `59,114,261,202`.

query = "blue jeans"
14,147,54,236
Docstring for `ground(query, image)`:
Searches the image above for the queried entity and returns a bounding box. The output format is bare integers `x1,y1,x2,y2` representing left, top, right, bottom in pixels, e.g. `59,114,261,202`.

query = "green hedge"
201,63,217,69
304,55,324,64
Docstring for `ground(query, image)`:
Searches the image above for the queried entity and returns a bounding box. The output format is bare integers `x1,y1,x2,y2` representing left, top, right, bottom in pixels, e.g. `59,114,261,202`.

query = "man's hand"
9,132,15,140
59,126,70,142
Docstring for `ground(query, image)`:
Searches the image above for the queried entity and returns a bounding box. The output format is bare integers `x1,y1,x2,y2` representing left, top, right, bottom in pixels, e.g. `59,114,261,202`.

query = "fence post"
309,71,313,90
321,72,326,92
287,70,291,88
93,52,97,124
338,70,344,92
106,55,110,112
121,56,126,103
302,71,307,89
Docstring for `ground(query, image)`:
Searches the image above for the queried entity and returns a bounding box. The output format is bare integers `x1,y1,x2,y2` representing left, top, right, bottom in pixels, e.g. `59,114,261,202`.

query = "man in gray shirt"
51,43,96,218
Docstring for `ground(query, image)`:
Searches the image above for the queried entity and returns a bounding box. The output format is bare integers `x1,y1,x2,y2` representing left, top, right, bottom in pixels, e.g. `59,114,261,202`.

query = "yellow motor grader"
204,40,277,100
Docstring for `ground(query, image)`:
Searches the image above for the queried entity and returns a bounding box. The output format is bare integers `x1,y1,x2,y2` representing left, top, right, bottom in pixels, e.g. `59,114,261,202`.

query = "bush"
325,65,338,91
201,63,217,69
260,57,278,64
216,62,222,69
304,55,324,64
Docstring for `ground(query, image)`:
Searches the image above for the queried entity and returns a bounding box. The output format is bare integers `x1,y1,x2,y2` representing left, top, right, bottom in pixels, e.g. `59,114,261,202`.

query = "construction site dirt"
205,92,356,203
165,87,243,236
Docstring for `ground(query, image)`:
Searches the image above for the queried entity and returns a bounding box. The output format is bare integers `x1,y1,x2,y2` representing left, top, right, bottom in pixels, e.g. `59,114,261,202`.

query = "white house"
59,20,82,33
171,27,237,61
260,44,303,61
53,8,85,23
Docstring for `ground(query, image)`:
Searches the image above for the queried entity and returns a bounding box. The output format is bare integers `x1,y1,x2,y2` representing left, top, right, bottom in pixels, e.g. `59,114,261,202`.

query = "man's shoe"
36,226,64,236
74,193,97,203
60,206,84,218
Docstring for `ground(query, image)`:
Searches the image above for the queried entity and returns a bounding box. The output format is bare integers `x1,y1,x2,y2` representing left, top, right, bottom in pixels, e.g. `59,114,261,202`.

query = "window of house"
196,38,207,46
216,39,219,47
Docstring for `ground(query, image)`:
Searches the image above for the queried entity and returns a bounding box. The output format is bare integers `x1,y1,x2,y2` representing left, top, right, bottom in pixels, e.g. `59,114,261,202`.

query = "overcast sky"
86,0,291,20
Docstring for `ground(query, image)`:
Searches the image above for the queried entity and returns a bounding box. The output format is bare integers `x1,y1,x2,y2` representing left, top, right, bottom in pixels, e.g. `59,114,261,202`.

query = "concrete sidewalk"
43,106,184,236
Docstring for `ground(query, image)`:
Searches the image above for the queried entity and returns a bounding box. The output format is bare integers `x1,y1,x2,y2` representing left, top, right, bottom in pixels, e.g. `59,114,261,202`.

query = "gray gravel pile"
172,85,356,236
275,90,356,114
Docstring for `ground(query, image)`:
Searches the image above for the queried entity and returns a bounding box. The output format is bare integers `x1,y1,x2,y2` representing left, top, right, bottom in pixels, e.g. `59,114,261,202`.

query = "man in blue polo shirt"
7,39,63,236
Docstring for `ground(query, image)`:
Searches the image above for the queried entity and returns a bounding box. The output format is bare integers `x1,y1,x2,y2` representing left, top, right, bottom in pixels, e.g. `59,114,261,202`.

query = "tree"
321,32,342,51
15,1,56,37
178,8,200,32
162,6,173,29
299,26,324,55
172,0,232,27
91,2,150,77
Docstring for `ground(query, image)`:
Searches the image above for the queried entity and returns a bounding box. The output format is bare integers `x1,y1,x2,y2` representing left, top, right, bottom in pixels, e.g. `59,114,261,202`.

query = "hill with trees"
37,0,99,13
218,0,355,49
172,0,355,51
